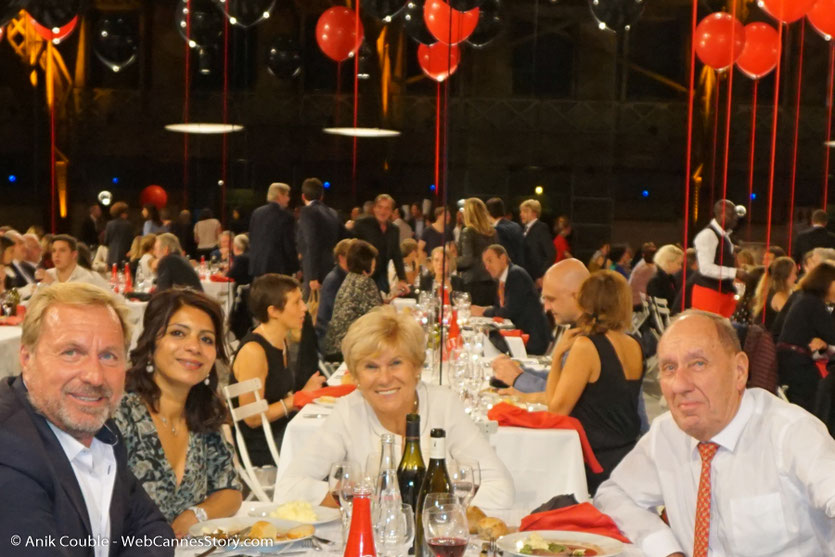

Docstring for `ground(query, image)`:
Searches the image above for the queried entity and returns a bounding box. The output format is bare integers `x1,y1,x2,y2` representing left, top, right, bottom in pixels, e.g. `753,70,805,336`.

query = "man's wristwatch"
189,505,208,523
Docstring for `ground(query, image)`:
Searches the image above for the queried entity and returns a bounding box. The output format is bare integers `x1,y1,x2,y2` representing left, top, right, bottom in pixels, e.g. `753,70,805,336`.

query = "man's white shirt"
692,219,736,282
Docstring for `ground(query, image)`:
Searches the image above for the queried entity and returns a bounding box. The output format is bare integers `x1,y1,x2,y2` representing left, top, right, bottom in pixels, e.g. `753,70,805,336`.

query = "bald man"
491,259,590,391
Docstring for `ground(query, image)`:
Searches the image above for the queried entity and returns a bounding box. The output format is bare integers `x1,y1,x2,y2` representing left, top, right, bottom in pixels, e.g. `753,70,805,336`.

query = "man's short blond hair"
375,193,395,208
267,182,290,202
520,199,542,217
22,282,132,351
341,306,426,373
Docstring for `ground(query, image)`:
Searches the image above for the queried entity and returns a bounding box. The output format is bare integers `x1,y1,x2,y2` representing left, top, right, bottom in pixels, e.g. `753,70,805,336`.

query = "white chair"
223,378,280,502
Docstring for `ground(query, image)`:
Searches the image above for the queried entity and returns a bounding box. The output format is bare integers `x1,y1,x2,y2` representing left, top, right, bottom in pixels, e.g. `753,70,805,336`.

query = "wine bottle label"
429,437,445,460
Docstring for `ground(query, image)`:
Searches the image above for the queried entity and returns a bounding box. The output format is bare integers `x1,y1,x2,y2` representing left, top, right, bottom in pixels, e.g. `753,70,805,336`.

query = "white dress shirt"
275,382,515,510
692,219,737,282
46,264,111,290
47,422,117,557
594,388,835,557
523,218,538,237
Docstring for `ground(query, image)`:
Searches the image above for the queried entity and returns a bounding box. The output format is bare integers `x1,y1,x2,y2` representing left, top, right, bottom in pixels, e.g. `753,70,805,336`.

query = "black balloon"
27,0,81,29
0,0,29,28
466,0,502,48
402,0,435,45
363,0,406,22
448,0,484,10
213,0,275,29
589,0,645,32
93,16,138,72
176,0,223,48
266,35,302,79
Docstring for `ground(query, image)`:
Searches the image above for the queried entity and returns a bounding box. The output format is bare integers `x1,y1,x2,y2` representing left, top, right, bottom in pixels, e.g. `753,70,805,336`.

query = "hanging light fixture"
323,127,400,138
165,123,244,134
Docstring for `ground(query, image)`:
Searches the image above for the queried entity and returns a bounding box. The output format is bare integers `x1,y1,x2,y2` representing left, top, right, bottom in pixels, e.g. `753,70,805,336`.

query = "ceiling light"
323,127,401,138
165,123,244,134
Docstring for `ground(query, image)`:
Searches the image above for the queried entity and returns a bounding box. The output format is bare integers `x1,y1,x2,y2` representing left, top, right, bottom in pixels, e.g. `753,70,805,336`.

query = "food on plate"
285,524,315,539
316,395,338,405
467,506,487,534
476,516,509,540
248,520,279,540
341,371,356,386
516,533,599,556
202,521,315,543
268,500,318,523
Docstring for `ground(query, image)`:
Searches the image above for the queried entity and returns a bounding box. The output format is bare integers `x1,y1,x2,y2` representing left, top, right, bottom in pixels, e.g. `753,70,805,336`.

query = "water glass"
374,504,415,557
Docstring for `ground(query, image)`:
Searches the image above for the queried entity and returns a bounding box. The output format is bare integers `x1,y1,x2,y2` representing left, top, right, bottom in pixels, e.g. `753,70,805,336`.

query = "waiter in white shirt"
691,199,745,318
594,310,835,557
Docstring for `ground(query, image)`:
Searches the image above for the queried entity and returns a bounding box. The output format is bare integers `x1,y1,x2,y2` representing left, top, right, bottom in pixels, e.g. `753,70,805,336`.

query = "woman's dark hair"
126,289,229,433
199,208,213,221
609,244,629,265
347,240,378,274
143,203,162,226
76,243,93,270
249,274,300,323
799,260,835,299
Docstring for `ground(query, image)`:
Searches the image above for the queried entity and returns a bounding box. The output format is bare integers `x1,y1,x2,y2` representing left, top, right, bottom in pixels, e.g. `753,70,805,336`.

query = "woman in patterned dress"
114,289,242,538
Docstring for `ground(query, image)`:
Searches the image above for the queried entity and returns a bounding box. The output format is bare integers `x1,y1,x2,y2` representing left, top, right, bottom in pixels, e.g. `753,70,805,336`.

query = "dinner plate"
244,502,342,525
312,396,337,408
496,530,624,557
188,516,312,549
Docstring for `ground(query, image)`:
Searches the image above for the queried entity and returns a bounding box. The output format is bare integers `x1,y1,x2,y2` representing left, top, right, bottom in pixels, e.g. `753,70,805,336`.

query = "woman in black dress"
776,261,835,412
753,256,797,331
457,198,498,306
231,274,325,466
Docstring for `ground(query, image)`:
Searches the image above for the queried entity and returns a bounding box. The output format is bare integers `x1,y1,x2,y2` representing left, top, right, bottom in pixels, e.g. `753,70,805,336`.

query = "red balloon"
424,0,479,45
809,0,835,40
760,0,817,23
736,23,780,79
315,7,364,62
695,12,746,70
418,42,462,82
140,185,168,210
30,14,78,45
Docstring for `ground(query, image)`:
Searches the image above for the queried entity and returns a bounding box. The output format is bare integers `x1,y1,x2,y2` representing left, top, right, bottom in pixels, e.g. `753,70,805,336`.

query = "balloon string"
221,0,230,228
765,22,784,271
709,76,721,213
747,79,758,242
787,20,805,258
352,1,360,203
824,43,834,209
435,81,441,197
718,2,738,288
682,0,698,312
183,0,191,208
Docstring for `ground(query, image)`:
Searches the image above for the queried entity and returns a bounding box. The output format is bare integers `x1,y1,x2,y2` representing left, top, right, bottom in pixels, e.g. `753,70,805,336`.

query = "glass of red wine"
423,502,469,557
329,460,361,547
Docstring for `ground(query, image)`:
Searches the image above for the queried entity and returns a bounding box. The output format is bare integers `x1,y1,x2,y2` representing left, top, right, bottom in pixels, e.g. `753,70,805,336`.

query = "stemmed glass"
329,460,361,545
448,460,482,508
423,501,469,557
374,504,415,557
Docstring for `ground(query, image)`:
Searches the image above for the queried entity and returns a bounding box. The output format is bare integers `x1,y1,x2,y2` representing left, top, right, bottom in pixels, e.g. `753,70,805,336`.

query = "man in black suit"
352,194,407,294
80,203,104,248
471,244,552,355
487,197,525,267
248,182,298,278
297,177,345,299
519,199,555,289
154,233,202,292
0,282,173,555
792,209,835,265
4,230,37,287
407,202,427,239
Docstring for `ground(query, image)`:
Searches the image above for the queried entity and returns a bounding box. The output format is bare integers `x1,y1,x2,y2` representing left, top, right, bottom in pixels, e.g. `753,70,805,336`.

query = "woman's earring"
145,359,154,374
204,375,210,386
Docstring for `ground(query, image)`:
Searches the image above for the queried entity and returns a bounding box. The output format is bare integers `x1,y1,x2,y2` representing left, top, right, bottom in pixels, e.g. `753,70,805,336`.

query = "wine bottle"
397,414,426,512
415,428,452,557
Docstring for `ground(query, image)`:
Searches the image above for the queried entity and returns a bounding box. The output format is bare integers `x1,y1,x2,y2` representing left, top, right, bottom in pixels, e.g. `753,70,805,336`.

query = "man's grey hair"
156,233,183,256
267,182,290,202
813,247,835,263
666,309,741,354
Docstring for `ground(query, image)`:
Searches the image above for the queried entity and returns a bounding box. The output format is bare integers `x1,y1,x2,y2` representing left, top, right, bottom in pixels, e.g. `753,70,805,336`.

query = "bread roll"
248,521,279,540
286,524,315,539
467,506,487,534
476,517,508,540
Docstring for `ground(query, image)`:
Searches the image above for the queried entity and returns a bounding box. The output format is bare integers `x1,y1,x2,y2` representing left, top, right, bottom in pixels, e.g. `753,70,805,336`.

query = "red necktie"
693,442,719,557
498,280,506,307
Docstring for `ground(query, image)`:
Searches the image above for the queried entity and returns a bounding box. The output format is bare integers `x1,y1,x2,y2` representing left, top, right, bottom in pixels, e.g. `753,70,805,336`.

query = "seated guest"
458,198,499,305
472,244,551,355
752,255,796,331
388,238,420,296
105,201,134,266
137,234,157,280
670,248,699,315
512,270,644,493
231,275,325,466
41,234,111,289
22,233,42,268
39,233,55,269
210,230,233,269
609,244,632,279
628,242,657,308
225,234,252,286
315,239,353,346
114,289,242,538
730,265,765,325
595,310,835,557
154,233,202,292
776,261,835,412
588,243,611,273
772,247,835,338
419,245,464,295
142,203,167,235
763,244,786,267
4,230,36,287
275,307,514,509
646,244,683,307
322,240,382,359
77,243,95,271
0,283,173,554
0,235,15,291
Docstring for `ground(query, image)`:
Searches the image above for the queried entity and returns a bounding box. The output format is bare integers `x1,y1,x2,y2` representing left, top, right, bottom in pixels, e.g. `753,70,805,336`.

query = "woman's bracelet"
279,398,289,416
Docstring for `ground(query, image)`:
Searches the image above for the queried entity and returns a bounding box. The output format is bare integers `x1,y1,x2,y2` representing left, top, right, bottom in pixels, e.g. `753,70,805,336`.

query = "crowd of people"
1,183,835,557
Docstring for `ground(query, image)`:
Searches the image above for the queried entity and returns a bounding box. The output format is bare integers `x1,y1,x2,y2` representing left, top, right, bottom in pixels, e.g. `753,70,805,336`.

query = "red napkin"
487,402,603,473
520,502,631,544
492,316,505,324
0,315,23,326
209,274,234,283
500,329,529,346
816,360,829,379
293,385,357,409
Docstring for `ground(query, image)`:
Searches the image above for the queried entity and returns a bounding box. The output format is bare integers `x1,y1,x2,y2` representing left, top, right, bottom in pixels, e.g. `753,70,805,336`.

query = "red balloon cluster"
30,14,78,45
315,7,364,62
423,0,480,45
808,0,835,40
140,185,168,210
418,42,461,82
736,23,780,80
760,0,818,24
695,12,746,71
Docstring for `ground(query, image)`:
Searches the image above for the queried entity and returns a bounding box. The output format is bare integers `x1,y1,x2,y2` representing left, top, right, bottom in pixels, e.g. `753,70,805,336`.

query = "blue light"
7,175,16,183
112,177,119,184
430,184,436,192
641,189,649,198
323,181,331,189
750,193,757,200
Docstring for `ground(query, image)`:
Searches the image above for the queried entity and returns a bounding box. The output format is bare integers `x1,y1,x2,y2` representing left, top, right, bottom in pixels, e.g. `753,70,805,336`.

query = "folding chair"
223,378,280,502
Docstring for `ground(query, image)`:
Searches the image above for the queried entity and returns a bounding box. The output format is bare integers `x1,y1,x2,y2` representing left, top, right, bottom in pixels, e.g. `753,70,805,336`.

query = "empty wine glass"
374,504,415,557
451,291,471,307
329,460,361,545
423,502,469,557
448,460,481,507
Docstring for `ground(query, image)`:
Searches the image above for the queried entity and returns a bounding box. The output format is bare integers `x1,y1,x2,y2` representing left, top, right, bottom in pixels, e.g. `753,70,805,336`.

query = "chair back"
742,324,779,394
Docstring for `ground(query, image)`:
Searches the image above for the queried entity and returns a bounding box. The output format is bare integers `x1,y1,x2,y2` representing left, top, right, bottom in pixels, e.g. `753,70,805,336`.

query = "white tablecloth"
201,279,234,315
0,326,22,377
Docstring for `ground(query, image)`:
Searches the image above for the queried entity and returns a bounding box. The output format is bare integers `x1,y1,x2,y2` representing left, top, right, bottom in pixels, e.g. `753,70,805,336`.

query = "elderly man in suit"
297,177,345,299
471,244,552,355
793,209,835,266
352,194,407,294
519,199,555,289
154,233,202,292
0,282,173,555
248,182,298,278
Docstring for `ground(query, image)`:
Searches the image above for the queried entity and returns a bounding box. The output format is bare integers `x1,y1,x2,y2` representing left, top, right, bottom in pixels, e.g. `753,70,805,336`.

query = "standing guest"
315,239,353,347
41,234,111,289
80,203,104,248
609,244,633,279
472,244,551,355
487,197,525,267
588,243,611,273
105,201,134,267
297,177,344,299
458,197,499,306
419,206,453,258
692,199,745,318
388,239,420,294
793,209,835,265
229,207,248,236
249,182,298,278
362,200,374,216
193,208,222,260
628,242,658,308
453,209,465,244
392,208,413,243
155,233,202,292
353,194,407,295
752,256,797,331
231,275,326,466
595,310,835,557
730,266,766,326
0,282,174,555
420,245,464,295
553,216,573,262
171,210,196,258
22,233,43,268
4,230,36,286
776,261,835,412
646,244,684,307
322,240,382,359
519,199,556,288
226,234,252,286
114,289,242,537
142,204,167,235
408,202,427,239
